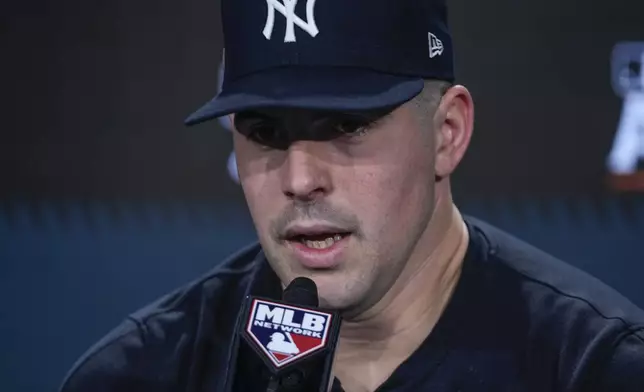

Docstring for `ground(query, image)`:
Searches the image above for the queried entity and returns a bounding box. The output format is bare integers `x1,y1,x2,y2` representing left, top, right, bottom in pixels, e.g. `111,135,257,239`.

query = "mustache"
269,202,361,239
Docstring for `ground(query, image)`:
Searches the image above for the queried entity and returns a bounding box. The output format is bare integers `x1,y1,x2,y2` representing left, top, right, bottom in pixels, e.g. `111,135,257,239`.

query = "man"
60,0,644,391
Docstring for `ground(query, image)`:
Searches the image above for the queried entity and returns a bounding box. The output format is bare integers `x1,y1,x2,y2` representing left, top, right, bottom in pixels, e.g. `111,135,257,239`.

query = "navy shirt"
59,217,644,391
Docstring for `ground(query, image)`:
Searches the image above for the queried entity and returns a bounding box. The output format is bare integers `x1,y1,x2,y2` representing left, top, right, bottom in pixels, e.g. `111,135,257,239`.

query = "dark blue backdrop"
1,197,643,392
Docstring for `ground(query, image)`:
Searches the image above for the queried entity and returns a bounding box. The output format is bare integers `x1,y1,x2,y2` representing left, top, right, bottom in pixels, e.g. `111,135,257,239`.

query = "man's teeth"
301,234,344,249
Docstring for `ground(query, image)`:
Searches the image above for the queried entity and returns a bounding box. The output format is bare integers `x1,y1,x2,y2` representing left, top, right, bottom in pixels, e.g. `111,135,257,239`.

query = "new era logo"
246,299,333,368
428,32,444,58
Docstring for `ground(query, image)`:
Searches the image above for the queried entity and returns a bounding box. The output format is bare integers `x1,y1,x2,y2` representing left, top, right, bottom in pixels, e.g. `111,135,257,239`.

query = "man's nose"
280,141,333,201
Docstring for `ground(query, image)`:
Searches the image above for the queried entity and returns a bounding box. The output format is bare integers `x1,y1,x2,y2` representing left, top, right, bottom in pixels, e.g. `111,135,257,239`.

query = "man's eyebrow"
234,107,395,128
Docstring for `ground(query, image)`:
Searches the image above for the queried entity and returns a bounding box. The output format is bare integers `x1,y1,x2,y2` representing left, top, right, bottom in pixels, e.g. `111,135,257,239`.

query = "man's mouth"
287,233,351,250
282,225,352,268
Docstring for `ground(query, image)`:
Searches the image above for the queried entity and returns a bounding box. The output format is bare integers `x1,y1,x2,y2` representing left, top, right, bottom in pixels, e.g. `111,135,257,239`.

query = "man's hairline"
408,79,453,126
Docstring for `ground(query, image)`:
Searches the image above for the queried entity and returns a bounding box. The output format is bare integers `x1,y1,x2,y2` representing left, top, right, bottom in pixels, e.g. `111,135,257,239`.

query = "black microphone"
236,277,342,392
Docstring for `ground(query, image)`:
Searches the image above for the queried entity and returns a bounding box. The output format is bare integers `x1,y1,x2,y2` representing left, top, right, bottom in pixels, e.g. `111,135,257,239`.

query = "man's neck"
333,195,469,391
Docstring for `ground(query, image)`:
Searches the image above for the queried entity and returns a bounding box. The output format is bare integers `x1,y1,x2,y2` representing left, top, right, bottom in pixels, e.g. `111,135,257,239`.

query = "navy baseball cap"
184,0,454,126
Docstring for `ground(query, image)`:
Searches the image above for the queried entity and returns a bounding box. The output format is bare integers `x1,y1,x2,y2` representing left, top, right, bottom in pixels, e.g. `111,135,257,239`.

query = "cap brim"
184,67,424,126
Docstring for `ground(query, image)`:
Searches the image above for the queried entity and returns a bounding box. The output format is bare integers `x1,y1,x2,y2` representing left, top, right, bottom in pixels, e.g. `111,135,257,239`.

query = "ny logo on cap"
263,0,319,43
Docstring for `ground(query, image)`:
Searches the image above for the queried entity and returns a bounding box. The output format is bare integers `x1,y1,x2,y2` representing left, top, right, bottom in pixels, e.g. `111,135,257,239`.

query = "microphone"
237,277,342,392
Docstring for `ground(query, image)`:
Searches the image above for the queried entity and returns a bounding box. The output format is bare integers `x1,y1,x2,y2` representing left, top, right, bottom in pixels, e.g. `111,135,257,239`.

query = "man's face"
232,100,437,314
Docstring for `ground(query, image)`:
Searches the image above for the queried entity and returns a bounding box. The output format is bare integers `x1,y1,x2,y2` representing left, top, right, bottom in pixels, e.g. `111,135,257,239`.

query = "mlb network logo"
245,298,334,369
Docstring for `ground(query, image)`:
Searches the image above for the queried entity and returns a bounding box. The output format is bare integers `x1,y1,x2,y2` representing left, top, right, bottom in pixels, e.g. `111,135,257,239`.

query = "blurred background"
1,0,644,391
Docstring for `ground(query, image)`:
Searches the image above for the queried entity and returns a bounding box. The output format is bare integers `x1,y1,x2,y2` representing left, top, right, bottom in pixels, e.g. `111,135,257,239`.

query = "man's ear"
434,85,475,179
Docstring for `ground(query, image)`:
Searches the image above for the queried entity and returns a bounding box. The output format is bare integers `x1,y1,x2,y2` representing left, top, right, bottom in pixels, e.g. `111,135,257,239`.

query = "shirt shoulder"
464,216,644,390
467,216,644,327
596,327,644,391
59,242,263,392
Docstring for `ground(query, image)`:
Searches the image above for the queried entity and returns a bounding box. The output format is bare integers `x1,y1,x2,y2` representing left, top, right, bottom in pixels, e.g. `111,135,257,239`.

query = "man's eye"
247,125,274,144
334,118,375,137
246,124,289,149
234,112,284,149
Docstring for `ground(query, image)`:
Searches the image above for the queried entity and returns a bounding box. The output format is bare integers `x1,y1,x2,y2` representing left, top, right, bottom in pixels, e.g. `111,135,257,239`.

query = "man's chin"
317,298,351,312
315,288,361,312
280,269,367,311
